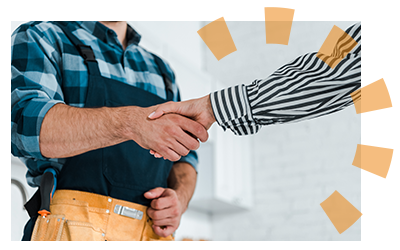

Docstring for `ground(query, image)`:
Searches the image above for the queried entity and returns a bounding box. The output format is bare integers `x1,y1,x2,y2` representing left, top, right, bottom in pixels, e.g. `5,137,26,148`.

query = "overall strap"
52,22,101,76
151,53,174,101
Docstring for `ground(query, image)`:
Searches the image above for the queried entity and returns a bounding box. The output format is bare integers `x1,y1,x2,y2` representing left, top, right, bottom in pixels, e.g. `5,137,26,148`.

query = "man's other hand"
144,187,184,237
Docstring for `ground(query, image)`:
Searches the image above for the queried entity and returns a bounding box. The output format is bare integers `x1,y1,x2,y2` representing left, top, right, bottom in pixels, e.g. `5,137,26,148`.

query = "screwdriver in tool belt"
38,169,57,218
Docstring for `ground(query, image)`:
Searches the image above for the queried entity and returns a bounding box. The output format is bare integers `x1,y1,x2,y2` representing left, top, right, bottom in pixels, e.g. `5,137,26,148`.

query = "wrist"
174,188,189,214
111,106,141,141
202,95,216,128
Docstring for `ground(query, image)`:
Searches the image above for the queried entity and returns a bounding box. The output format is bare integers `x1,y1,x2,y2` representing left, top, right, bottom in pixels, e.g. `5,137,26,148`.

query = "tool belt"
30,190,174,241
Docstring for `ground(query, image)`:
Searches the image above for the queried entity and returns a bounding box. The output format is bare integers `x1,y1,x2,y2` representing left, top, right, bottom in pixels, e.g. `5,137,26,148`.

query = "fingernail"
148,112,155,118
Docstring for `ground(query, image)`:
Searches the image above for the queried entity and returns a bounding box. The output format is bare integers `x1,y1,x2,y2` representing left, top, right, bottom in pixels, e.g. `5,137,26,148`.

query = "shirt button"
102,233,105,237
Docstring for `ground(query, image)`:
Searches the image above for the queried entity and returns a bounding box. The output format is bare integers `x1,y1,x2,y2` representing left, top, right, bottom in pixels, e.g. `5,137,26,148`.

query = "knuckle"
165,126,175,135
152,200,160,209
169,128,179,137
196,128,204,137
195,124,205,135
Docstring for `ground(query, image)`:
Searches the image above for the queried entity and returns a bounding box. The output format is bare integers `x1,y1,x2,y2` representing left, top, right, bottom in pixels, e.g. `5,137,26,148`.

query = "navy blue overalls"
22,21,176,240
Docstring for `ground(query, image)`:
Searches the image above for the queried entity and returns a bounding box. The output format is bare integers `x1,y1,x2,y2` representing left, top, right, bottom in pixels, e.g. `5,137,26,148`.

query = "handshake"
138,95,216,161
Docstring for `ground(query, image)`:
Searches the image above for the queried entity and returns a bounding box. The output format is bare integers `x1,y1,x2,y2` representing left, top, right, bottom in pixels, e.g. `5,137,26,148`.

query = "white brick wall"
210,106,360,241
205,21,361,240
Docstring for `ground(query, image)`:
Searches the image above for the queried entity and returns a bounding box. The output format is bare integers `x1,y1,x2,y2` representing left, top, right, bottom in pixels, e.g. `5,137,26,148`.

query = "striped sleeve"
210,22,361,136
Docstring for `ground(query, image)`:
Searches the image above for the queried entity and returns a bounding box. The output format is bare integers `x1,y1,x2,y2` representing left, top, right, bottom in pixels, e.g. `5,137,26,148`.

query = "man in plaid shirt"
11,21,207,241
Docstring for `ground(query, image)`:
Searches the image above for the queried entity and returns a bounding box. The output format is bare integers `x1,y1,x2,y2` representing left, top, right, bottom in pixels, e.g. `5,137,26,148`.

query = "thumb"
144,187,165,199
148,102,177,119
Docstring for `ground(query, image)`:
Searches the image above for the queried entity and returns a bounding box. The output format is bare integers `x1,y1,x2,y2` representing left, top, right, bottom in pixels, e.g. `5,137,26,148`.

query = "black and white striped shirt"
210,22,361,135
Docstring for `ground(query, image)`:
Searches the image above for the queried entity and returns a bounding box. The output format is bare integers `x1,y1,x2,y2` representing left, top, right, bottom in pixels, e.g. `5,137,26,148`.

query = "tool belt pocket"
31,215,103,241
31,198,103,241
31,215,66,241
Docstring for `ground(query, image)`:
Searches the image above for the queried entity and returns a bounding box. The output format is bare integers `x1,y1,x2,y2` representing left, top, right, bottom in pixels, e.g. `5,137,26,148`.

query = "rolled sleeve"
11,97,64,159
11,23,64,160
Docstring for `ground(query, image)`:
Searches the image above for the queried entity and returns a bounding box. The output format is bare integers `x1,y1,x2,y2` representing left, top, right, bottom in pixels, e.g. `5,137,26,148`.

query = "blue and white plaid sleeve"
11,23,65,160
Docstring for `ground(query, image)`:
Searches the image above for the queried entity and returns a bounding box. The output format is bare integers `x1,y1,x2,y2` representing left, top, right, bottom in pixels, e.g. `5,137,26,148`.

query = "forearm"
39,103,130,158
167,162,197,213
210,23,361,136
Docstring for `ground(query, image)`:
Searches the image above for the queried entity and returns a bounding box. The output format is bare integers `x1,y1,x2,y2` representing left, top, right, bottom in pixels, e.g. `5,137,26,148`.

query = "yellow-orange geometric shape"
350,78,392,114
264,7,295,21
264,7,295,45
350,89,361,111
352,144,394,178
316,25,358,69
213,16,225,21
320,191,362,234
197,17,237,61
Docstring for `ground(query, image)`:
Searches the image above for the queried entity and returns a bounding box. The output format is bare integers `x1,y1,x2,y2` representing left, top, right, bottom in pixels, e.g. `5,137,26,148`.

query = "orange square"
352,144,394,178
317,25,358,68
197,17,237,61
320,191,362,234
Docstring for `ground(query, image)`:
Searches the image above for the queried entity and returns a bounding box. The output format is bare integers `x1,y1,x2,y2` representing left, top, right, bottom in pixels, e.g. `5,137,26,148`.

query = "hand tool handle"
38,171,54,217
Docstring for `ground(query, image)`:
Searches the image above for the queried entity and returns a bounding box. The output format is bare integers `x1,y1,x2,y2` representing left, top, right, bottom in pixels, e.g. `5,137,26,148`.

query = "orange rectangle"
264,7,295,21
361,77,393,114
317,25,358,68
197,17,237,61
265,21,293,45
264,7,295,45
320,190,362,234
352,144,393,178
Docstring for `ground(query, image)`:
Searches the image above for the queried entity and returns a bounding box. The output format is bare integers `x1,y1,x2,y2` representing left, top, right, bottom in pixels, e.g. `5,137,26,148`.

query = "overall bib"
22,21,176,241
55,21,174,206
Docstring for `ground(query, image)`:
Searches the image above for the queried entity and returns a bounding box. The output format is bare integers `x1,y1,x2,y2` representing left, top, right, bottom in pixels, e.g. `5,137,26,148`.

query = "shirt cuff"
210,84,259,135
11,99,65,160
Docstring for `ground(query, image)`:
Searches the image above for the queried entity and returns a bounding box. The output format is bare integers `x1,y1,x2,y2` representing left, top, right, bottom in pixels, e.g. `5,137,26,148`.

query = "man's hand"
148,95,216,130
121,106,209,162
144,187,185,237
147,95,216,158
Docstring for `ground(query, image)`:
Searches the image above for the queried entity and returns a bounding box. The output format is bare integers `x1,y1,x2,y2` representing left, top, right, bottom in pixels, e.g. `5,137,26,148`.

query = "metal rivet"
102,233,105,237
46,220,49,223
106,209,110,213
108,198,112,202
57,219,60,222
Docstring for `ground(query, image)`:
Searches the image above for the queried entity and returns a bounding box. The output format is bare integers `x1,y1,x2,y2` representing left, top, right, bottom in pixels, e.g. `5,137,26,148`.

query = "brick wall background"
204,21,361,240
